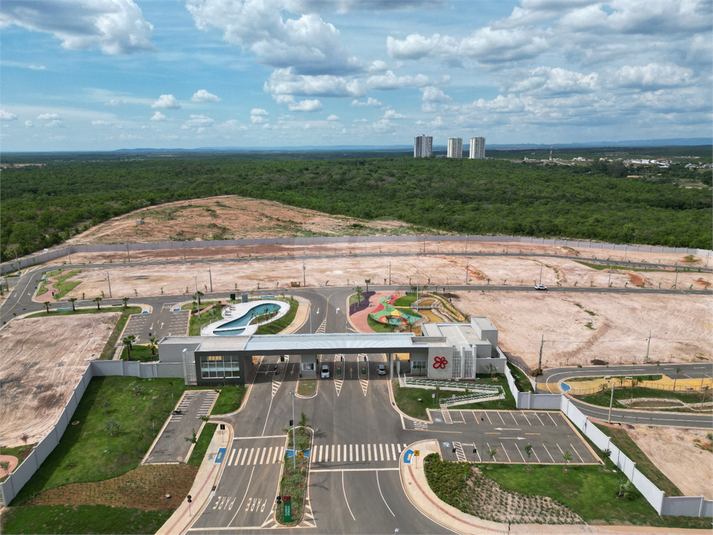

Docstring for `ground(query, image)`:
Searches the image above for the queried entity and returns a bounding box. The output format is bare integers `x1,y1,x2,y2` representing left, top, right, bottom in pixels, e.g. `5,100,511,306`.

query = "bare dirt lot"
625,425,713,499
0,313,119,448
66,195,434,245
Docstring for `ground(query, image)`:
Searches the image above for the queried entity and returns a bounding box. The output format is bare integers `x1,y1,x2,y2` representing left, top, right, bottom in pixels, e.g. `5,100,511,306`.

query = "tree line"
1,156,710,261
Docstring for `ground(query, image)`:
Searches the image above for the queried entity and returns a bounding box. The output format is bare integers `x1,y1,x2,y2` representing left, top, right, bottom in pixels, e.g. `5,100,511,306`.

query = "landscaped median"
276,415,312,526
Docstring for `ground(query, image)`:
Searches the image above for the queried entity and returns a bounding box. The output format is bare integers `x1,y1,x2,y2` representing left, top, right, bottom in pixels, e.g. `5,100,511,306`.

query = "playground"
368,294,420,327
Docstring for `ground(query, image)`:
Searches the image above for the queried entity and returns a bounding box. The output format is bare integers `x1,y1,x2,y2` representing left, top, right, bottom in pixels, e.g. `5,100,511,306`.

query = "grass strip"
366,315,396,332
0,504,172,534
183,301,224,336
592,423,682,496
12,376,189,505
121,345,159,362
575,386,711,410
483,464,708,528
211,386,246,415
188,424,217,467
276,426,311,526
507,362,534,393
256,297,298,335
393,294,417,307
297,379,317,397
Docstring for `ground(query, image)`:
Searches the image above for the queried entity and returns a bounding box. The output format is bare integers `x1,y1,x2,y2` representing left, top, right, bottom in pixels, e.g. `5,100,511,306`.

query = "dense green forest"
1,154,711,261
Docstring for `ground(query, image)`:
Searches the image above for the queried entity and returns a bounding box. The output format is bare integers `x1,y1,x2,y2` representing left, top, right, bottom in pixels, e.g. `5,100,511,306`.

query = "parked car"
377,364,387,375
534,284,548,291
321,364,330,378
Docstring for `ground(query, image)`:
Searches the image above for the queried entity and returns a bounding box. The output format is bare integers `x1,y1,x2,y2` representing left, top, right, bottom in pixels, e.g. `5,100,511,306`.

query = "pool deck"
201,300,289,336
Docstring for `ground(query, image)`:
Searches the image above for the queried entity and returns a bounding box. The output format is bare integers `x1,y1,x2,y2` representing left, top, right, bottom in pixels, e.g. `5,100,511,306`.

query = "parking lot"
404,409,600,465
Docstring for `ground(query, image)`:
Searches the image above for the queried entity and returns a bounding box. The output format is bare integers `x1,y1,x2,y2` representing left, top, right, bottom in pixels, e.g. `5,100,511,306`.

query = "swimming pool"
203,301,288,336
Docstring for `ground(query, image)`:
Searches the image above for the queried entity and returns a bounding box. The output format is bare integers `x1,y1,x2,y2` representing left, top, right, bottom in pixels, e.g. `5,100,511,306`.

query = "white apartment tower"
414,135,433,158
470,136,486,159
447,138,463,158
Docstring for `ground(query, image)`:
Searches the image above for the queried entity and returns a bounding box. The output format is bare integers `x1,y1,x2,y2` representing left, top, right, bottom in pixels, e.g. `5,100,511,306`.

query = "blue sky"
1,0,711,151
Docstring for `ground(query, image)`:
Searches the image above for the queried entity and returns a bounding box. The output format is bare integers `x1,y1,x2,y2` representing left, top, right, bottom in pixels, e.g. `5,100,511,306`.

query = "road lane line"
375,470,396,517
342,471,356,521
229,466,256,526
379,443,384,461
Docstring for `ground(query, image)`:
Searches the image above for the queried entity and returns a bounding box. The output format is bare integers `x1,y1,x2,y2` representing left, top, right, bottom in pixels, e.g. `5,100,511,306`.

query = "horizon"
1,1,711,152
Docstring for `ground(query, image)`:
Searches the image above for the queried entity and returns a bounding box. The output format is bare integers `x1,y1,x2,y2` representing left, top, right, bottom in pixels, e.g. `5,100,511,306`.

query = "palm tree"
355,285,363,305
43,301,51,314
486,363,498,379
68,297,77,312
122,297,129,309
93,296,102,311
123,335,136,360
194,290,204,310
149,337,157,356
616,478,634,499
364,279,370,293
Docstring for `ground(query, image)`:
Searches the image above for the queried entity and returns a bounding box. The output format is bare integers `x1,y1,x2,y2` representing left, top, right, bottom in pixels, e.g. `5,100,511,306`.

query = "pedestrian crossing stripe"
226,446,285,466
311,443,408,463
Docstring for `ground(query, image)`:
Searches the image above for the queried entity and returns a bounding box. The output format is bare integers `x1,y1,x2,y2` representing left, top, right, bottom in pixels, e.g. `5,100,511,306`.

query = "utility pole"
194,275,201,321
416,270,419,303
302,260,306,287
538,335,544,370
608,266,612,287
388,261,391,286
607,382,615,423
208,266,213,293
674,266,679,289
107,272,112,298
539,264,543,286
505,237,509,255
465,234,468,253
126,243,130,263
68,248,72,264
645,331,651,363
465,262,469,285
423,236,426,254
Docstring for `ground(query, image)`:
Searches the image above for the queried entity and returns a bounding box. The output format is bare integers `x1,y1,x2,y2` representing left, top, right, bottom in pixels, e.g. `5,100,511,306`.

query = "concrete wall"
427,345,454,380
4,234,709,274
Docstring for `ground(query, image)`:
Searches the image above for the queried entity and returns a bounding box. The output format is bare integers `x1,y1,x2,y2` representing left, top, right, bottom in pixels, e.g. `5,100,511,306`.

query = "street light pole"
388,261,391,285
302,260,306,287
106,272,112,298
645,331,651,363
208,266,213,293
290,390,296,469
608,382,615,423
465,262,469,285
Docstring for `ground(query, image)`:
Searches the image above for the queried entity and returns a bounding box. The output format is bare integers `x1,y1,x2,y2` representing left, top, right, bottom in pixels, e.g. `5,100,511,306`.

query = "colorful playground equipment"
368,294,420,326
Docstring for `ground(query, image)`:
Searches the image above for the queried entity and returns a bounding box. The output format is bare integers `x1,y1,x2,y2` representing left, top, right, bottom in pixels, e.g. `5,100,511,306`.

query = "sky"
0,0,711,152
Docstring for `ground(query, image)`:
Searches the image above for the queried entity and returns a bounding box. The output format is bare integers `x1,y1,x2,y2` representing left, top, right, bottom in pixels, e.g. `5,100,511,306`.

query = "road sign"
414,450,420,456
284,503,292,522
297,451,304,458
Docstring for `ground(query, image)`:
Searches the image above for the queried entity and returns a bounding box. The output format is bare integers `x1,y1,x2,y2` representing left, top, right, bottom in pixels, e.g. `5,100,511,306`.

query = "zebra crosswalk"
225,446,286,467
311,443,407,464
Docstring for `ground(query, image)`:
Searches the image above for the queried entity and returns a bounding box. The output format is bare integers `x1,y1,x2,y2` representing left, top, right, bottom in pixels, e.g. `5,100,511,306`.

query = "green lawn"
183,301,224,336
37,269,82,300
576,386,710,410
211,386,246,415
393,294,417,307
121,345,158,362
483,464,708,529
593,423,682,496
256,298,298,335
188,424,217,467
507,362,534,393
12,376,188,505
1,505,172,534
366,315,396,333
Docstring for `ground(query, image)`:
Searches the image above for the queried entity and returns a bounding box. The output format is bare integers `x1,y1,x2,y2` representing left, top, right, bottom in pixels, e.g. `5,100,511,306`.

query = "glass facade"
199,354,241,379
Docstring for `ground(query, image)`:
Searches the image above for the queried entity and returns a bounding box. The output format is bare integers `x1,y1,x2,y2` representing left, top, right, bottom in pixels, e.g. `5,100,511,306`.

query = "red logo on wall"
433,356,448,369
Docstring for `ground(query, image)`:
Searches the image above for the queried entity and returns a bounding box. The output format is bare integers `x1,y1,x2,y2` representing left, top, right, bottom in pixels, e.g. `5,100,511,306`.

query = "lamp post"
208,265,213,293
106,272,112,298
290,390,296,469
194,275,201,321
388,261,391,286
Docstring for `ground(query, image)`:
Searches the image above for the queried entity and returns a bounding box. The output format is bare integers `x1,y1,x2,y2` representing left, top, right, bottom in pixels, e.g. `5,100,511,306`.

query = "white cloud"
191,89,221,102
0,109,18,120
150,111,166,121
613,63,694,91
290,0,446,12
37,112,60,120
25,120,34,127
251,109,269,124
264,68,365,98
151,94,181,109
182,114,215,129
383,109,407,119
0,0,155,54
290,98,323,112
326,114,339,121
509,67,598,96
28,64,46,70
251,108,269,116
367,60,388,73
366,70,431,90
421,86,451,102
92,120,109,125
351,97,382,107
44,119,64,128
186,0,362,75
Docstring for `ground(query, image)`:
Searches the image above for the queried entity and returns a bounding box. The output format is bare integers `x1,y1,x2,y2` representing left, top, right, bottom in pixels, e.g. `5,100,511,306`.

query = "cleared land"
625,425,713,499
66,195,433,245
0,314,119,447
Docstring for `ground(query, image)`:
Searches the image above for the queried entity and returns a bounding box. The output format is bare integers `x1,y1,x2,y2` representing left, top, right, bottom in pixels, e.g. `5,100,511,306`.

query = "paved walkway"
400,439,711,535
350,290,400,332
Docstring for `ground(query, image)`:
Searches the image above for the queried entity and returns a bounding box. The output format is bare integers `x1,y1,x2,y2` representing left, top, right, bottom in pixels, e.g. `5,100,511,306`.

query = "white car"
534,284,548,291
320,364,330,378
377,364,387,375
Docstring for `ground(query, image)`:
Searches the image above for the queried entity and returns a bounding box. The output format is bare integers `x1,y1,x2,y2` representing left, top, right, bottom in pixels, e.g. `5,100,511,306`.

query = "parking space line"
547,413,558,426
500,443,512,462
542,444,556,463
515,444,525,462
485,413,493,425
509,413,518,425
534,413,545,426
522,413,532,426
531,447,541,463
471,411,480,424
570,444,584,463
497,412,505,424
556,444,565,461
486,442,493,461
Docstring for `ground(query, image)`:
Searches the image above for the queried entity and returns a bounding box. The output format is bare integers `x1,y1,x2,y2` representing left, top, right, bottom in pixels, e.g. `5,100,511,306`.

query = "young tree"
0,460,10,475
185,428,198,444
149,337,157,356
68,297,77,312
524,444,533,467
123,335,136,360
43,301,51,314
364,278,371,293
355,285,363,305
486,363,498,379
122,297,130,309
20,432,29,445
105,418,121,436
563,450,572,468
194,290,204,309
93,296,102,310
487,446,497,462
616,478,634,499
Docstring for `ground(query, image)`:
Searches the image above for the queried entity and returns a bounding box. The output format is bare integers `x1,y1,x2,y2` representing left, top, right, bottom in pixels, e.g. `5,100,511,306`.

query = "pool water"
213,303,281,335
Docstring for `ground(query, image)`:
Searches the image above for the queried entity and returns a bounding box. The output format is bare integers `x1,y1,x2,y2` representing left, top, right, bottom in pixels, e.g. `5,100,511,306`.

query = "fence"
513,391,711,518
3,234,710,274
0,360,184,506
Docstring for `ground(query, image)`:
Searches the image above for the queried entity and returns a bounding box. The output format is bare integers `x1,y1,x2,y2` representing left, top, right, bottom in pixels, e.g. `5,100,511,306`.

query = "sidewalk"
156,424,233,535
399,440,710,535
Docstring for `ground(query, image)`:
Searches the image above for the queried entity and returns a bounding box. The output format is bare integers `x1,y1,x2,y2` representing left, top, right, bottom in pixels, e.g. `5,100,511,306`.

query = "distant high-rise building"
447,138,463,158
470,136,486,159
414,135,433,158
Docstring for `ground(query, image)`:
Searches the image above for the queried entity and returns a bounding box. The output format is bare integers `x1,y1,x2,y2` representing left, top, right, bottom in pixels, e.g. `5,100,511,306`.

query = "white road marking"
379,443,384,461
570,444,585,463
376,470,396,517
542,444,556,463
229,448,238,466
342,471,356,521
259,448,267,464
368,444,372,461
337,445,341,463
361,444,365,462
547,413,558,426
500,443,512,462
229,466,256,526
246,448,255,465
391,443,397,461
534,413,545,426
